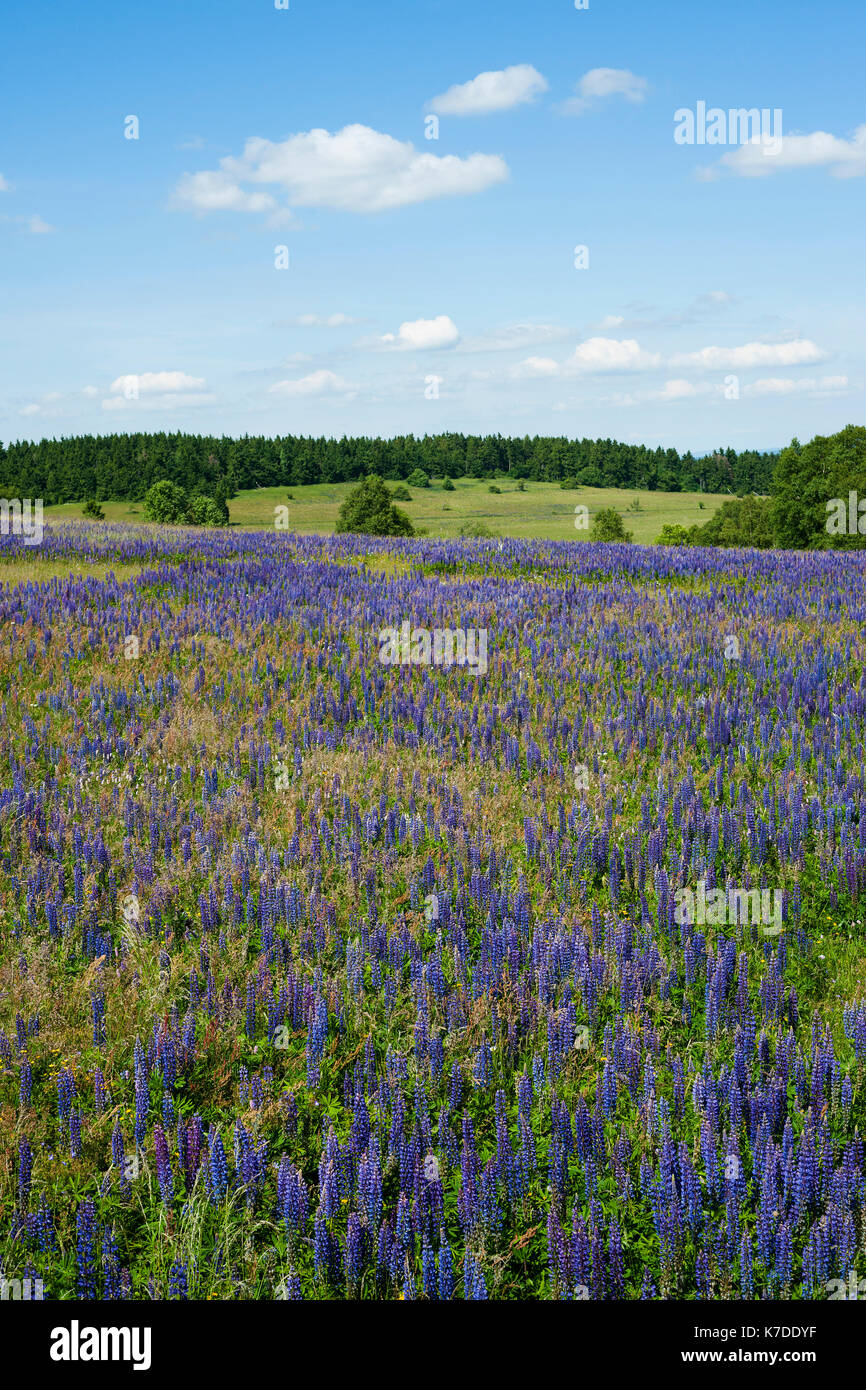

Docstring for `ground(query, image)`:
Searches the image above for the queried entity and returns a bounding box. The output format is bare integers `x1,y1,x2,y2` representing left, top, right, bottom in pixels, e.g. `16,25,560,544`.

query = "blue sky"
2,0,864,454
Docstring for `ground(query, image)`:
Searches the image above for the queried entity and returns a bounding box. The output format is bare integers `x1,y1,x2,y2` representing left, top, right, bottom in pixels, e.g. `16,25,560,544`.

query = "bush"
143,480,188,524
590,508,633,543
488,484,501,494
772,425,866,549
185,495,225,527
694,495,774,549
390,483,411,501
82,498,104,520
577,466,605,488
655,523,696,547
559,478,579,491
442,476,455,491
335,475,414,537
516,479,526,492
406,468,430,489
458,520,495,538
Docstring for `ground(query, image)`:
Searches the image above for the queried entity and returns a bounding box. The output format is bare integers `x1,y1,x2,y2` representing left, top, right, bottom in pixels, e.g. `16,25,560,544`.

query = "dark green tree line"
0,430,778,504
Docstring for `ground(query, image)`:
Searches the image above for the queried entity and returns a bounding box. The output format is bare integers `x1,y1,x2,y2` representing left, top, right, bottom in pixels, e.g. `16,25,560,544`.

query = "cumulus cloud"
380,315,460,350
511,356,561,378
268,370,357,398
511,337,661,379
428,65,548,116
174,125,508,216
656,378,701,400
109,371,207,396
705,125,866,179
172,170,277,214
669,339,825,370
567,337,661,371
561,69,649,116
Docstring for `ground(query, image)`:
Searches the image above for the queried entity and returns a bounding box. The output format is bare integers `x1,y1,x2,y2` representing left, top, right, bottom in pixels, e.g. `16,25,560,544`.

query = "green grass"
43,479,730,545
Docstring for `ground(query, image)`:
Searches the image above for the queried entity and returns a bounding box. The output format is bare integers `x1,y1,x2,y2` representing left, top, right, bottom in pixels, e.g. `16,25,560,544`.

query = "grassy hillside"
43,478,731,545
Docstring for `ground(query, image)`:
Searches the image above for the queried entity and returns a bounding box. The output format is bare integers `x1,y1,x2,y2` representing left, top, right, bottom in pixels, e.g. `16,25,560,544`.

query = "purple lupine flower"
76,1199,97,1300
154,1125,174,1205
18,1138,33,1209
438,1234,454,1300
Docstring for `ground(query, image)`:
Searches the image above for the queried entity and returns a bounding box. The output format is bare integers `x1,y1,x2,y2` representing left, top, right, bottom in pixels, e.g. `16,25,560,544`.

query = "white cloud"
294,313,359,327
172,170,277,213
512,356,561,378
109,371,207,396
82,385,99,397
175,125,508,217
26,215,55,234
0,174,8,192
707,125,866,179
268,369,357,397
594,314,625,330
656,378,700,399
744,374,849,396
561,69,649,116
510,337,661,379
19,403,40,416
669,339,825,370
380,315,460,350
567,337,662,372
428,65,548,116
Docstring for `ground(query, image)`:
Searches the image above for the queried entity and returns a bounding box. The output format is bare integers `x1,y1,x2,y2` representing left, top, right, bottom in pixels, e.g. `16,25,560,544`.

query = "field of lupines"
1,521,865,1302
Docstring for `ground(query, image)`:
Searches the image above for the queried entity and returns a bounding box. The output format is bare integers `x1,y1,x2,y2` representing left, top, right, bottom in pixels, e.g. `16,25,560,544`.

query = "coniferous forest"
0,430,777,504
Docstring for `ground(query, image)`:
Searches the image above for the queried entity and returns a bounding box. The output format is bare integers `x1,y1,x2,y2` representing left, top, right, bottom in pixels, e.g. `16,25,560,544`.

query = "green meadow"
43,478,730,545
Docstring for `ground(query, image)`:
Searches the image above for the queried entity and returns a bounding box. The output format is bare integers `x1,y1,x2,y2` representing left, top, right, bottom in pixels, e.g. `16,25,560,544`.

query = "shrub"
185,495,225,527
458,520,495,538
406,468,430,489
442,476,455,491
335,475,414,537
655,523,696,546
488,484,501,494
590,508,633,543
143,480,188,524
82,498,104,520
390,484,411,501
694,495,774,549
